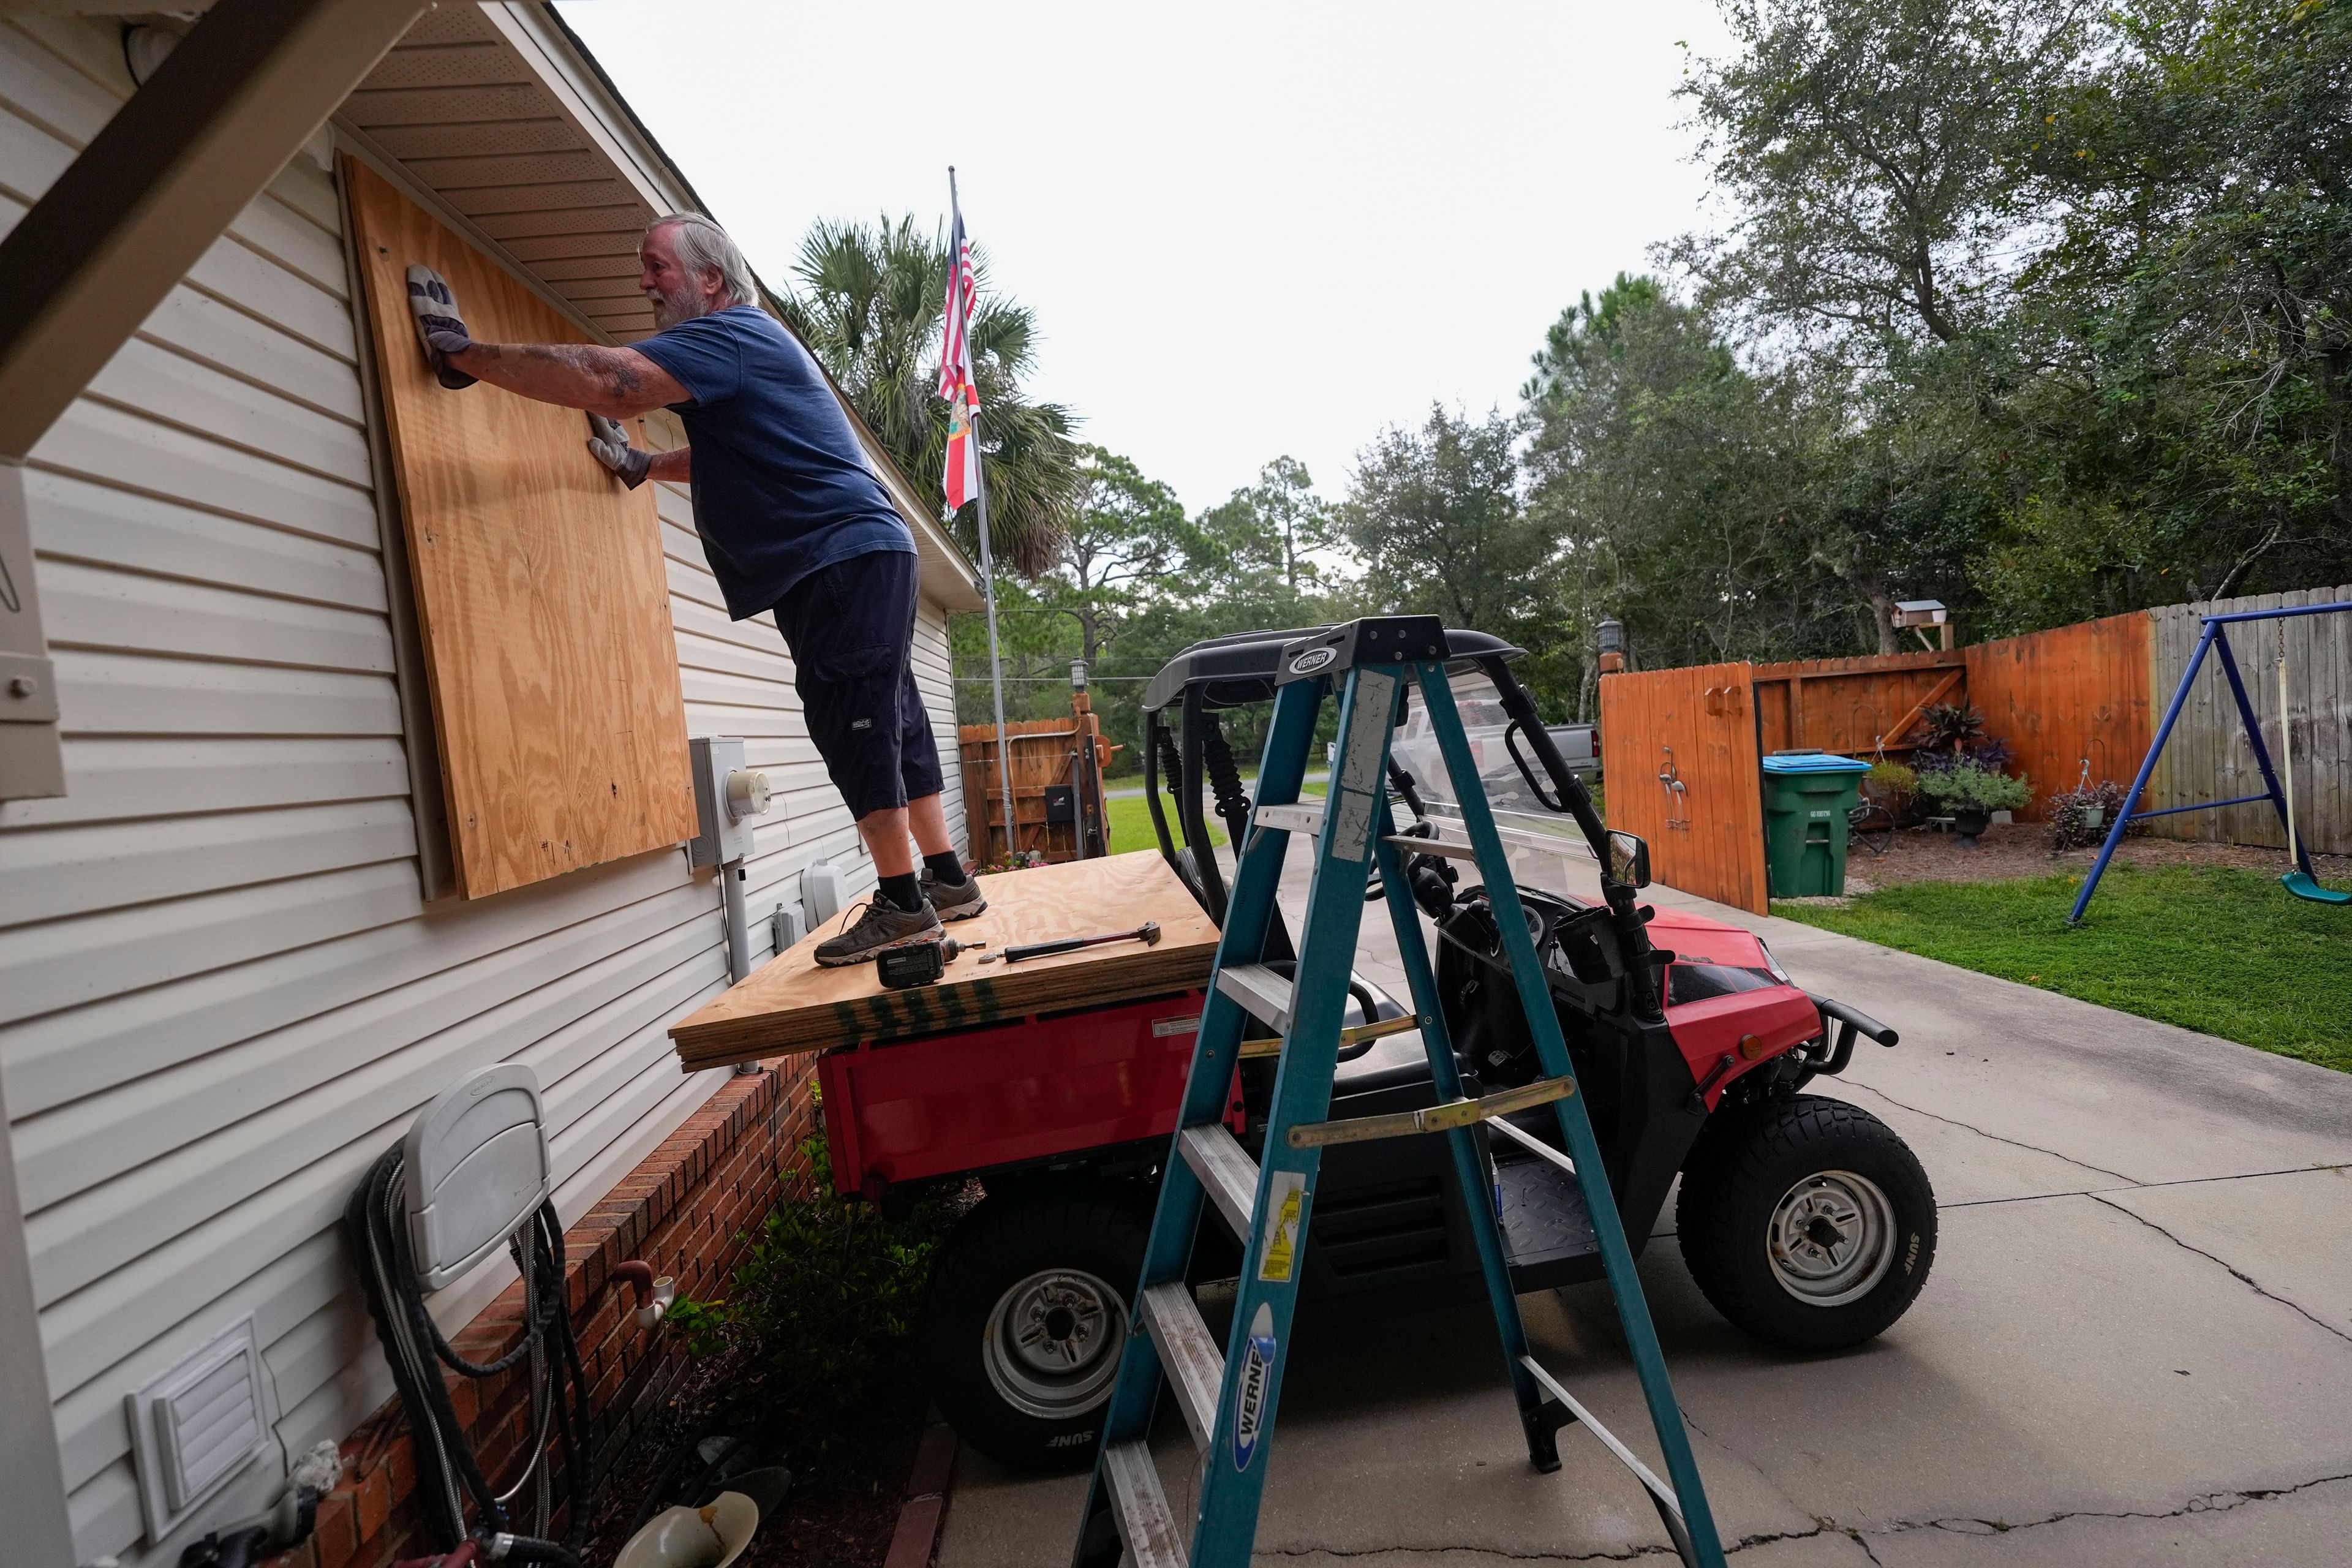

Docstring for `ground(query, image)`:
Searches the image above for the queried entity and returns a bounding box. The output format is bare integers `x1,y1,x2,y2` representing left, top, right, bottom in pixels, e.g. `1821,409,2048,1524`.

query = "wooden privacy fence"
959,692,1112,864
1599,583,2350,907
2145,584,2352,854
1596,662,1769,914
1966,612,2154,822
1752,649,1965,765
1747,611,2154,825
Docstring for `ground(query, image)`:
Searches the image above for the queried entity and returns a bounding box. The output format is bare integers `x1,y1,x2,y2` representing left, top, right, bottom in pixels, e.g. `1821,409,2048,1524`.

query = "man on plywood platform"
403,214,984,965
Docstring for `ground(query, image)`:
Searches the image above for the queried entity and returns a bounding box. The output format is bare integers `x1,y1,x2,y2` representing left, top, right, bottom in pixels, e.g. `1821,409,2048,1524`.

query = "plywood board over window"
345,158,695,898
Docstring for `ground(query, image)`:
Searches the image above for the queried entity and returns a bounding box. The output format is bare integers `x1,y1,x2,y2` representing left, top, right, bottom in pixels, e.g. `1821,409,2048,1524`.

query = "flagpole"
970,422,1020,862
951,167,1020,864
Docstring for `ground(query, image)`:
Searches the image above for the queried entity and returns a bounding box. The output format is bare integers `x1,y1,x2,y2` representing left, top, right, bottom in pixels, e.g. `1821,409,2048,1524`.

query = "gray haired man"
405,214,984,964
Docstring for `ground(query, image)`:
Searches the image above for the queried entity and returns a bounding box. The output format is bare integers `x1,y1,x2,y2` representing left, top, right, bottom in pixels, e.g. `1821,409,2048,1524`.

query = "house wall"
0,18,964,1563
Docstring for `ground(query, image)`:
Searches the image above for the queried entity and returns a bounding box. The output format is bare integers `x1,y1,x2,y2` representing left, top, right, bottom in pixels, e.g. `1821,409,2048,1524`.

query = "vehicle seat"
1333,973,1437,1095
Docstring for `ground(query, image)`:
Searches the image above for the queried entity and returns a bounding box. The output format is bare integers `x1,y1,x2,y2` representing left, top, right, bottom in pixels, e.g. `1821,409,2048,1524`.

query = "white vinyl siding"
912,602,966,853
0,20,965,1562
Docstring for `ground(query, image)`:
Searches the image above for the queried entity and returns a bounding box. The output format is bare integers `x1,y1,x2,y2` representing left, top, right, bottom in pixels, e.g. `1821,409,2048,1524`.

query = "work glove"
405,265,477,389
586,413,651,488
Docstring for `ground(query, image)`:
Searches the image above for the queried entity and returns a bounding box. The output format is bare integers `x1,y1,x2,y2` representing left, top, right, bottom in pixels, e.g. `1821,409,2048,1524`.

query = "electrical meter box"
688,735,769,867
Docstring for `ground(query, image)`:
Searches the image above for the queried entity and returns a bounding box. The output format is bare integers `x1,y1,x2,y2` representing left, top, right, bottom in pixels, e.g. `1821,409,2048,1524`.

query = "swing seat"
2281,870,2352,906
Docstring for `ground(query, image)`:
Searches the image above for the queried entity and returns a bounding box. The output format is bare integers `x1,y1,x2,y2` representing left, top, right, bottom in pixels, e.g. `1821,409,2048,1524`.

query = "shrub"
1908,703,1985,753
1914,735,2013,778
1917,762,2033,813
2045,781,2146,852
1909,703,2013,779
974,849,1047,875
668,1138,955,1421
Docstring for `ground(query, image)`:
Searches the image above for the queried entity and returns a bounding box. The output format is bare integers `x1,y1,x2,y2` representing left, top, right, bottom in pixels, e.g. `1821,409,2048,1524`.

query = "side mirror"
1605,830,1651,889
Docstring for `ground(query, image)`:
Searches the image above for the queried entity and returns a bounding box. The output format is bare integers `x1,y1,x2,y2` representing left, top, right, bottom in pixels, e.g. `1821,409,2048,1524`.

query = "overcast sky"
555,1,1736,512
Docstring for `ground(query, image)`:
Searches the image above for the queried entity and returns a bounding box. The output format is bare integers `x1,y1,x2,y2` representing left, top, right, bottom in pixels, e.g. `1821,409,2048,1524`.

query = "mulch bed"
1834,820,2352,893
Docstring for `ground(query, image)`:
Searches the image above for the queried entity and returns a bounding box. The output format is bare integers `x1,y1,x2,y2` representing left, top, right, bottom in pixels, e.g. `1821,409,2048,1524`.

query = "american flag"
937,189,981,514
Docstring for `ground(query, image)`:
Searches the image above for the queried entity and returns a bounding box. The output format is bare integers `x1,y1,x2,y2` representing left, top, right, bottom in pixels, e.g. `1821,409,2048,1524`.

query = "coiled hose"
345,1145,595,1559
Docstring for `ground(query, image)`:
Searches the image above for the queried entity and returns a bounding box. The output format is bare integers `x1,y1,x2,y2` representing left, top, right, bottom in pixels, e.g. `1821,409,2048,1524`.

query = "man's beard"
649,281,714,329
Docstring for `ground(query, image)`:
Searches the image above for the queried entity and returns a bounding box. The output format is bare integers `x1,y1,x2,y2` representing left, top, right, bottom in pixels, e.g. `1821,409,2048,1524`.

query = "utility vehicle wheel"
916,1180,1152,1472
1677,1095,1935,1352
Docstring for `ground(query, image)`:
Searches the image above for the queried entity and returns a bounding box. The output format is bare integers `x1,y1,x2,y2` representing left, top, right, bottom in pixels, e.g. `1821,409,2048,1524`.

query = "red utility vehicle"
818,627,1935,1471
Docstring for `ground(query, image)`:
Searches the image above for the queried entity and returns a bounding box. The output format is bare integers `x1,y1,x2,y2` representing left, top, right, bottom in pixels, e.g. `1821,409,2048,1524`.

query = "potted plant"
1865,759,1918,811
1917,763,2032,846
2045,780,2140,852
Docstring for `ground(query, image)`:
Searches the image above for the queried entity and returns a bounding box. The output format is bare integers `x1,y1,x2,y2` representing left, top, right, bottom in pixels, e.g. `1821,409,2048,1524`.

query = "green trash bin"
1760,752,1872,898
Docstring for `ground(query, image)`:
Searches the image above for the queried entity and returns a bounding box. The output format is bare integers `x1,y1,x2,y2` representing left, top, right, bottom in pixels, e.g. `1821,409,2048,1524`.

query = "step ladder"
1071,617,1727,1568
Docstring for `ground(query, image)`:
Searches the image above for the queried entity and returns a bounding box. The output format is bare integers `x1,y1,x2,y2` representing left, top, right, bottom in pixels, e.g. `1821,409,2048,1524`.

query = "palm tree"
781,215,1078,576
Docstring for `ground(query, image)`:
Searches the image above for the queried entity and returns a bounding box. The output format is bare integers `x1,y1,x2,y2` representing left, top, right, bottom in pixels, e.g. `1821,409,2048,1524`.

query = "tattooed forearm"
450,341,685,416
516,344,645,400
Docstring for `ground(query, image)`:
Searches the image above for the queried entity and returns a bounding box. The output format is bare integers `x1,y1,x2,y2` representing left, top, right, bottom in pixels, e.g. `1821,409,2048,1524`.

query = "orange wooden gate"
1598,662,1768,914
959,694,1112,864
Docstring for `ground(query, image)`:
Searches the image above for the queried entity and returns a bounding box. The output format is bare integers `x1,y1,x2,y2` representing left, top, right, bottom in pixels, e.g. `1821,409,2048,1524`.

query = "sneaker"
814,898,941,967
921,867,990,922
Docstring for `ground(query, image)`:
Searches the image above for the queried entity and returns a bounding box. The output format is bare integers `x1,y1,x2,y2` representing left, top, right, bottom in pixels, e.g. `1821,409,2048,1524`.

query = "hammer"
984,920,1162,965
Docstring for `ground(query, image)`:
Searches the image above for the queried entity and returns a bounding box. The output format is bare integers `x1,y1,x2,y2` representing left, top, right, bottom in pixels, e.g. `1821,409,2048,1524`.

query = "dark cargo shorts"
772,548,943,820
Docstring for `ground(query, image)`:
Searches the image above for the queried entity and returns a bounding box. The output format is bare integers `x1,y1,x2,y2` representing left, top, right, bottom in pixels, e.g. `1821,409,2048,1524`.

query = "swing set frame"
2068,598,2352,925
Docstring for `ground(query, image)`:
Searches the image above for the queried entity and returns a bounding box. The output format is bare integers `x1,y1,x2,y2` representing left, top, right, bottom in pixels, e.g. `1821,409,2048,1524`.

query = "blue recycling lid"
1760,752,1871,775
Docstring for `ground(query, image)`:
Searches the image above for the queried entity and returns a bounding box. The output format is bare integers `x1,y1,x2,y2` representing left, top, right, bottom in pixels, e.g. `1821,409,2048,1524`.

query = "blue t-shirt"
633,305,914,618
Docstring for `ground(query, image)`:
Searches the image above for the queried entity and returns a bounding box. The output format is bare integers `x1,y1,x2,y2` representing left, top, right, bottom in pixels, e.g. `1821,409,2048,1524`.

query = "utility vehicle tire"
1676,1095,1935,1352
916,1179,1152,1472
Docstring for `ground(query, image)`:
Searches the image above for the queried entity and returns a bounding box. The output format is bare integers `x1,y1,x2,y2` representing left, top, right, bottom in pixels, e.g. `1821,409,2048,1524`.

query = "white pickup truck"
1380,677,1599,820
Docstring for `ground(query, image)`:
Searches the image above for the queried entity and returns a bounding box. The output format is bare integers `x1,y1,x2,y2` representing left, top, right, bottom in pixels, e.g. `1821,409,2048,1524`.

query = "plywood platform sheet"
345,158,696,899
669,853,1220,1068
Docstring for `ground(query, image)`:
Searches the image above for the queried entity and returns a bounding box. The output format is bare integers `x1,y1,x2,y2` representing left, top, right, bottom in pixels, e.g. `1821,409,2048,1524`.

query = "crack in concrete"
1260,1472,2352,1562
1867,1466,2352,1542
2088,1193,2352,1348
1835,1079,2139,1184
1265,1520,1839,1561
1936,1160,2352,1212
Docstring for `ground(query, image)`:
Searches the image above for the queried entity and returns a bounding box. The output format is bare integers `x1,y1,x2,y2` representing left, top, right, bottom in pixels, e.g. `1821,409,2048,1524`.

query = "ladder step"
1238,1011,1420,1058
1139,1281,1224,1452
1216,962,1295,1033
1253,800,1324,836
1383,832,1480,862
1178,1123,1259,1238
1286,1073,1576,1149
1102,1439,1187,1568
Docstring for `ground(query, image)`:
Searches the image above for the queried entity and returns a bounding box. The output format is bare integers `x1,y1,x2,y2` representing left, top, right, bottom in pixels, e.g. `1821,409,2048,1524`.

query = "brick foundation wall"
278,1060,819,1568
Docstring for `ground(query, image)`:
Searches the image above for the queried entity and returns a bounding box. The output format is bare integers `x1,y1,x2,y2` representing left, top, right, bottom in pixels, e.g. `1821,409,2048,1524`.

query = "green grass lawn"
1774,863,2352,1074
1103,791,1222,853
1100,775,1329,856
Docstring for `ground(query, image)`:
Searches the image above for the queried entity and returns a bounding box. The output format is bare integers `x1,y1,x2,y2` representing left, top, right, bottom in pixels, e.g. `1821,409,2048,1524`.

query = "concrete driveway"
938,843,2352,1565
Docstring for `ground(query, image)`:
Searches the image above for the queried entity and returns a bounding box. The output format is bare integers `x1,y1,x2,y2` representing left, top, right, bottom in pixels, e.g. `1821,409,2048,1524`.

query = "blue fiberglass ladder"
1070,617,1727,1568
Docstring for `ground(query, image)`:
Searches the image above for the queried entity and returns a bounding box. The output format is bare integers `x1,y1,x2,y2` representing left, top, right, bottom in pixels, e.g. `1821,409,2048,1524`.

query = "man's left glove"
586,413,651,488
405,265,477,389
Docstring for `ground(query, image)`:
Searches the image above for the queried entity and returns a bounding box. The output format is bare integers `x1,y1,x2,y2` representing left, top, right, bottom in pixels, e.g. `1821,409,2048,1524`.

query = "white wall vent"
128,1315,275,1540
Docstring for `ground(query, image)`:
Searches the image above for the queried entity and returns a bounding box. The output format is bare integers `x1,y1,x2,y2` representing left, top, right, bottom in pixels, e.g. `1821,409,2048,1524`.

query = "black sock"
924,851,968,886
878,872,924,913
